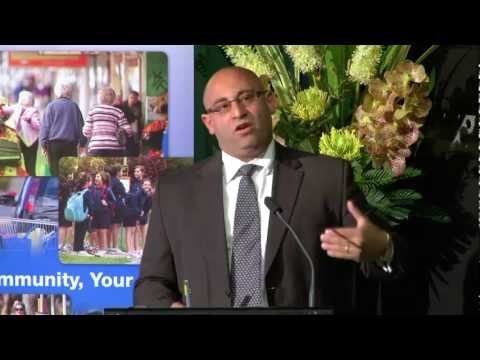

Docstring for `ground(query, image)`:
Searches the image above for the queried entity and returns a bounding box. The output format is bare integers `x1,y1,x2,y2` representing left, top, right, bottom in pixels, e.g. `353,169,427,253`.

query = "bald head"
203,67,263,110
200,66,276,162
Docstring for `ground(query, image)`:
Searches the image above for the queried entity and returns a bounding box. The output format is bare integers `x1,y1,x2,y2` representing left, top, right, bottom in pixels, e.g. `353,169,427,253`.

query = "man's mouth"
235,123,252,132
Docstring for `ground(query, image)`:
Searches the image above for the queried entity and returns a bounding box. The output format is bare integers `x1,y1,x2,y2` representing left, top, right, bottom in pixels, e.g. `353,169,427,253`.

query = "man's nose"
230,99,247,118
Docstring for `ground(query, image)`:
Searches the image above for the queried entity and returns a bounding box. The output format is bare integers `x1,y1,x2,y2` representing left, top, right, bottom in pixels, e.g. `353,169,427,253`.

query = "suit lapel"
264,144,304,276
194,152,231,293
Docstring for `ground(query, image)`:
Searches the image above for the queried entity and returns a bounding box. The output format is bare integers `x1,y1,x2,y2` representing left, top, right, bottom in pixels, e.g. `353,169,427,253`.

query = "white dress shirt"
222,140,275,306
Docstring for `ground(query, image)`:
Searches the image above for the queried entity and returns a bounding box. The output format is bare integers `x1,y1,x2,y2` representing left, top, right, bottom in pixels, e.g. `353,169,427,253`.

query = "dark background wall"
381,45,479,314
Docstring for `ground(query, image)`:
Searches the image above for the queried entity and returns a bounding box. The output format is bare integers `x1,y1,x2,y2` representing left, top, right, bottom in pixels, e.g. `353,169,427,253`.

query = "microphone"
264,197,315,308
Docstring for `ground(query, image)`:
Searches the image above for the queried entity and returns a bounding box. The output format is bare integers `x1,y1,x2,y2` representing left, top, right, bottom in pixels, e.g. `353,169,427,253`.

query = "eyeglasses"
206,90,268,114
14,307,25,312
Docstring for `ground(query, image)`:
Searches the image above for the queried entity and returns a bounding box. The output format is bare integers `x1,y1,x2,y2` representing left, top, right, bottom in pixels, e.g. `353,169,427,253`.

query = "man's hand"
170,301,185,308
320,200,389,262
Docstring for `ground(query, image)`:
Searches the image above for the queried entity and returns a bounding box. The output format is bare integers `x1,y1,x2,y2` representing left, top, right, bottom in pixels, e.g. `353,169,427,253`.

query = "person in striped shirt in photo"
83,87,133,156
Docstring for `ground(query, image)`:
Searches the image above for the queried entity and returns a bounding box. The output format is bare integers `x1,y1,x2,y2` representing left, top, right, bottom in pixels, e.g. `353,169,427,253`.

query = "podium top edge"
103,307,334,315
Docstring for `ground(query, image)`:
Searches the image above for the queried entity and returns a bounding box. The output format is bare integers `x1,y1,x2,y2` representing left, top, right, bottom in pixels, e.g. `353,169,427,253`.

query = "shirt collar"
222,140,275,184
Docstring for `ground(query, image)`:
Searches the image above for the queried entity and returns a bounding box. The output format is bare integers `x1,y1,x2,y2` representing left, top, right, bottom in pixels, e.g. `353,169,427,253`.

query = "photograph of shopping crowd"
0,51,169,176
58,156,192,265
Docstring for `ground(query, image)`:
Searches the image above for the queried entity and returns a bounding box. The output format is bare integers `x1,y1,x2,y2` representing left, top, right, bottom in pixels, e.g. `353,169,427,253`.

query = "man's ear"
201,114,215,135
266,92,278,114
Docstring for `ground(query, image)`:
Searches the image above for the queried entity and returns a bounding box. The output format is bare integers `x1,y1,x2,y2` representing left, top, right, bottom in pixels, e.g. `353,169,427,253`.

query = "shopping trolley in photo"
0,217,58,254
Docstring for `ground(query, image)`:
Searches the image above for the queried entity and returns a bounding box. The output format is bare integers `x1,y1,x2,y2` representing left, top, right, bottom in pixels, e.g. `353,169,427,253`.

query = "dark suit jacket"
134,143,406,312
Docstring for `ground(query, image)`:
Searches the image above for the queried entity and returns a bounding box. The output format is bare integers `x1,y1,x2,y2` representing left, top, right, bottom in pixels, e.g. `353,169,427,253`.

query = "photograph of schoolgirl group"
58,156,192,265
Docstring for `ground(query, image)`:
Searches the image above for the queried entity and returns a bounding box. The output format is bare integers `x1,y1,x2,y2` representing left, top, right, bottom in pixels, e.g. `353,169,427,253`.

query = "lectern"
104,307,333,315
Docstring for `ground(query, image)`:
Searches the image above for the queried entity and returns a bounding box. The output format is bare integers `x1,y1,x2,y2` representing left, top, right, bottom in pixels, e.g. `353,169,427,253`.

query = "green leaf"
365,188,391,208
255,45,296,106
363,168,395,186
397,167,422,179
358,183,378,193
379,45,402,73
324,49,339,96
415,45,440,64
390,45,411,69
381,206,410,220
335,86,356,128
323,46,354,98
314,45,328,59
274,85,292,109
297,137,316,154
388,199,416,207
294,67,301,90
351,160,363,175
388,189,422,201
273,117,291,142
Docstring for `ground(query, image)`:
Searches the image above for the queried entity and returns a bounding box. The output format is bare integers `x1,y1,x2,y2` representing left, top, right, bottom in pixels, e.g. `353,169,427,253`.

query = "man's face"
201,69,276,162
128,94,139,107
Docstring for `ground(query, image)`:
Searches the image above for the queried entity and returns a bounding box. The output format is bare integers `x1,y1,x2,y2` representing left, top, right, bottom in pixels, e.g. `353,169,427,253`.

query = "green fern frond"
381,206,410,220
388,189,422,201
397,167,422,179
362,168,394,186
365,188,391,208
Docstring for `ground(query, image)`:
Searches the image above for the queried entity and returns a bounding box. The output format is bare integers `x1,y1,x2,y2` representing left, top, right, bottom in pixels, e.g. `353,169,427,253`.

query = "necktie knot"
236,164,261,178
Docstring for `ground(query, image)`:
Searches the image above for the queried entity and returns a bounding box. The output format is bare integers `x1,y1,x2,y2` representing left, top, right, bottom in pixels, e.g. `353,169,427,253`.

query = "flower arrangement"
222,45,449,227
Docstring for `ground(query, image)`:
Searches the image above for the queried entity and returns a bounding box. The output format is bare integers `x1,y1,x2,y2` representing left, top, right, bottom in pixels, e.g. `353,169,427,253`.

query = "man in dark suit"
134,67,404,312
